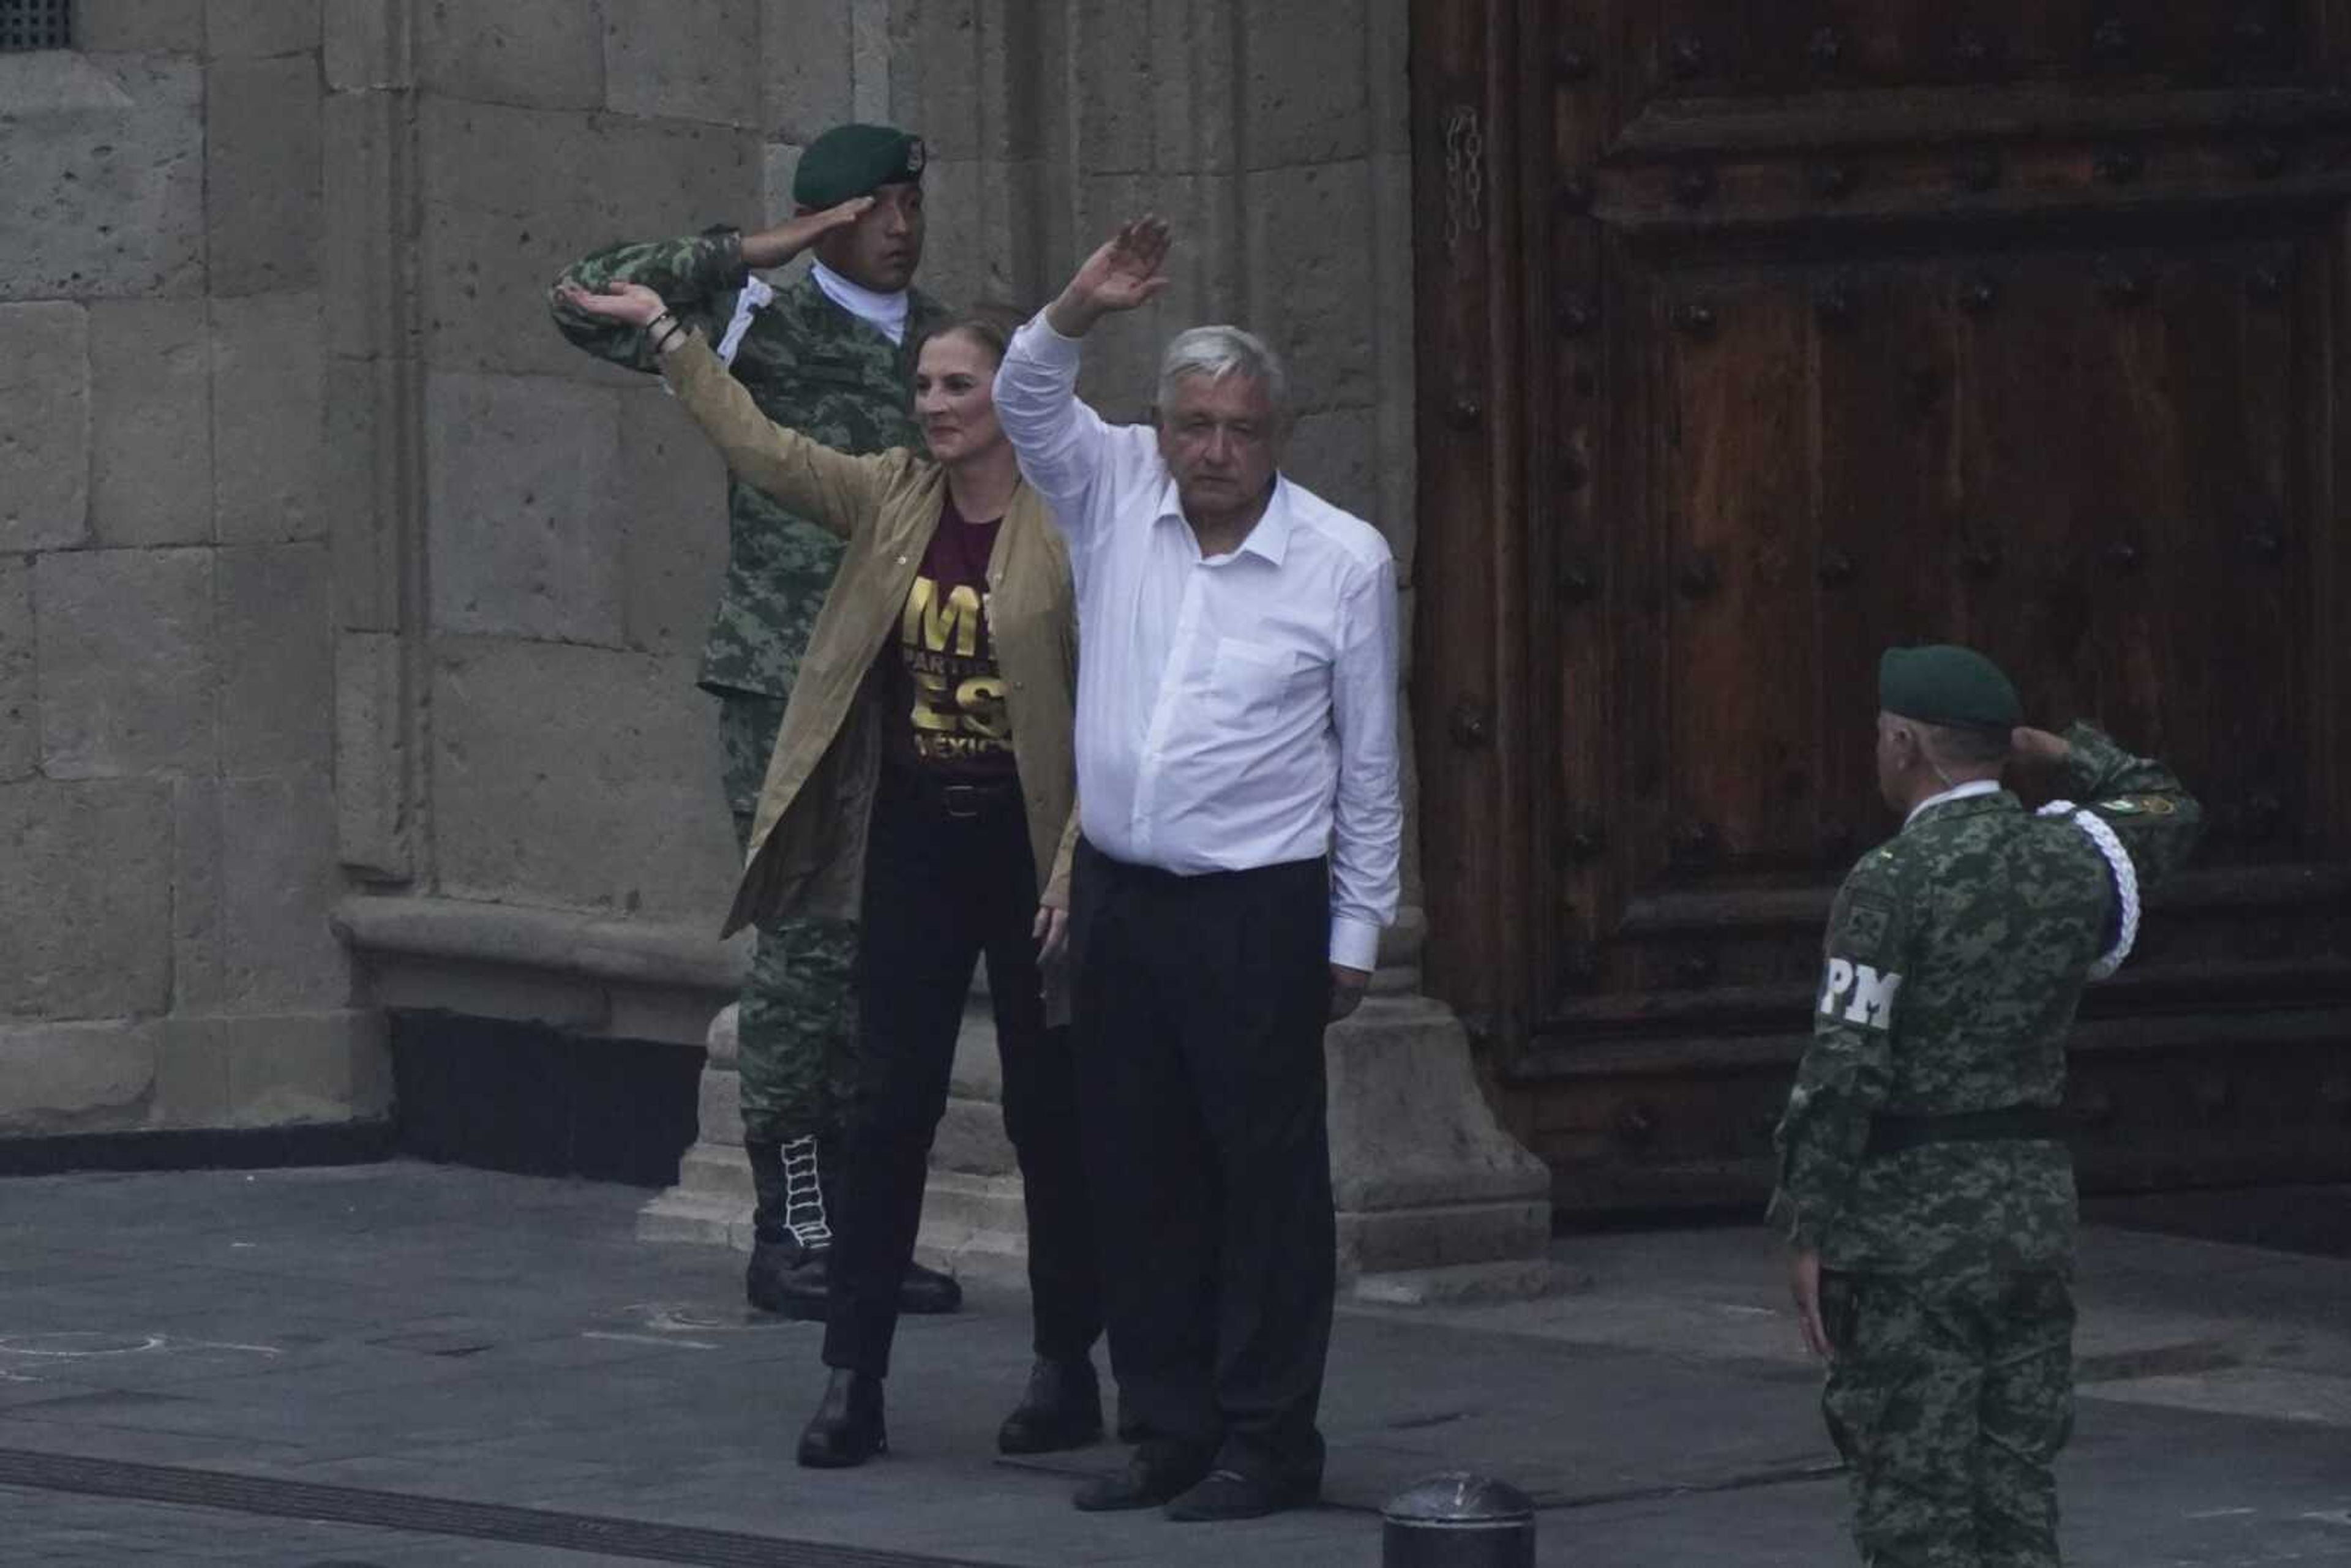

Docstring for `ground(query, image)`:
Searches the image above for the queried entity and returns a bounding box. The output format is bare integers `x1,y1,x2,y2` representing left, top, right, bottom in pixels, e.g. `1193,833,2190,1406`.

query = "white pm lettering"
1819,958,1902,1030
1820,958,1853,1015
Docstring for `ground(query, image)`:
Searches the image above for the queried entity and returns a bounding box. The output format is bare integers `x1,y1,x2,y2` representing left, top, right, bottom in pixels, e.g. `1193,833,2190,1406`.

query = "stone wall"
1,0,1429,1138
331,0,1425,1041
0,2,378,1138
885,0,1419,592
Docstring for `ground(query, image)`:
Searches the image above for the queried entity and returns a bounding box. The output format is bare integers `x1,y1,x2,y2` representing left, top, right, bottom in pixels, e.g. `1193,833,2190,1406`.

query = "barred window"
0,0,72,53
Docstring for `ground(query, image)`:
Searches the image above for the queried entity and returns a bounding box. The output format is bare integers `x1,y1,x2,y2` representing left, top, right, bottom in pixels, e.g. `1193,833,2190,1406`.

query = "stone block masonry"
0,53,204,301
0,11,364,1144
428,639,740,921
73,0,206,54
414,0,604,111
2,1,1548,1288
424,371,630,645
206,0,321,59
415,97,756,382
87,298,213,547
206,53,323,296
0,779,174,1022
213,291,327,544
604,0,761,127
0,302,92,553
35,548,217,779
0,557,34,781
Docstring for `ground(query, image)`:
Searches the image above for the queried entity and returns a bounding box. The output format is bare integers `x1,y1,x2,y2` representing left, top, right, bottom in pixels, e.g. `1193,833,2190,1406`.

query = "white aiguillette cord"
2037,801,2140,980
715,276,774,365
658,276,773,400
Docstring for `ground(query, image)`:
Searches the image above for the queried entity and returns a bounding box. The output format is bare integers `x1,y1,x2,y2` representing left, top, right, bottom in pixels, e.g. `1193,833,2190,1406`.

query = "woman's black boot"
797,1368,887,1468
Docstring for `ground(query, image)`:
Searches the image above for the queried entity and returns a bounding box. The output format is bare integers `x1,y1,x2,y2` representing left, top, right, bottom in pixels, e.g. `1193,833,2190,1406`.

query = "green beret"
1879,644,2022,730
792,123,926,209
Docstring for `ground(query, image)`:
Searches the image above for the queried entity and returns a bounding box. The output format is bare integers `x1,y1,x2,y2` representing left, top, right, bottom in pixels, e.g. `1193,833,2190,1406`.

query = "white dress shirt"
994,313,1403,970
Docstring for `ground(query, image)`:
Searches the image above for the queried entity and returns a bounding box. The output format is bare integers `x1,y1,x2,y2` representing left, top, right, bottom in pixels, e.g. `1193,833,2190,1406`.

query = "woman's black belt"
889,765,1021,819
1865,1105,2070,1158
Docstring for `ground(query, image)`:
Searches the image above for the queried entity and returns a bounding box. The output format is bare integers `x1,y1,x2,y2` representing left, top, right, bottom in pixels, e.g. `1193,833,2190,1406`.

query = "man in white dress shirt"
994,217,1402,1522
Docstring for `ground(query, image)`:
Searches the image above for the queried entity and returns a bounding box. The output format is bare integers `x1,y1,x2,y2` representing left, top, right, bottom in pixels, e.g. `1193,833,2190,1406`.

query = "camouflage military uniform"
549,228,946,1147
1770,722,2202,1567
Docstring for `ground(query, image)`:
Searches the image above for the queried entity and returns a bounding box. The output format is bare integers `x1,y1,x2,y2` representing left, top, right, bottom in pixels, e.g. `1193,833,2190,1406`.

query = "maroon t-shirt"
885,496,1017,778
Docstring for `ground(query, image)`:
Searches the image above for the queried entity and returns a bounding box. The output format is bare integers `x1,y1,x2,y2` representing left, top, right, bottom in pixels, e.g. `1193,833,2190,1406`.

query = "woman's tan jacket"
659,336,1081,949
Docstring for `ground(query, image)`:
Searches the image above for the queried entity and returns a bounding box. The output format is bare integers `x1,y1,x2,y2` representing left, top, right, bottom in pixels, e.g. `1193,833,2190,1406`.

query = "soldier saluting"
1771,644,2203,1568
548,124,960,1323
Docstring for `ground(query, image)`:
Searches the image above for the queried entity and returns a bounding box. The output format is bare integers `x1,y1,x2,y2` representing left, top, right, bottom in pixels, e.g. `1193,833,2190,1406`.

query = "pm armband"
1819,957,1902,1029
2038,800,2140,980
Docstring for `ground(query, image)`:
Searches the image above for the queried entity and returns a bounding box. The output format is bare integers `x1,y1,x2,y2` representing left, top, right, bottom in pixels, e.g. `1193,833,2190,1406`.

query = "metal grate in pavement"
0,1447,1014,1568
0,0,70,51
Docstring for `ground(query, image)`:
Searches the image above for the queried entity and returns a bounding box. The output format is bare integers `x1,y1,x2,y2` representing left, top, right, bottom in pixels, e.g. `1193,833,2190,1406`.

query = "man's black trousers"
822,767,1101,1376
1068,838,1336,1490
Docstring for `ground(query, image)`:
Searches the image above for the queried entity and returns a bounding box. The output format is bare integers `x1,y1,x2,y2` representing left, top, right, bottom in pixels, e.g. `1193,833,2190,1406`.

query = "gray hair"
1155,324,1291,424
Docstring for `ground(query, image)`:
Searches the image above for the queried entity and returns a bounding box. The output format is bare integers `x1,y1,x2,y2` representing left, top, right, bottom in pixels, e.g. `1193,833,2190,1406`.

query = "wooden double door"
1409,1,2351,1210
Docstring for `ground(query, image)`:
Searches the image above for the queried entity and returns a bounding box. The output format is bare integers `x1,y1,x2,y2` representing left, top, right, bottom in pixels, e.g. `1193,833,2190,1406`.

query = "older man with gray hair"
994,217,1402,1522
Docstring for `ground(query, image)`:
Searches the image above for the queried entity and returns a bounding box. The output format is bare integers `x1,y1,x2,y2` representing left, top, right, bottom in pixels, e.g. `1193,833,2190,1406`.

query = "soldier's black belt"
1865,1106,2069,1158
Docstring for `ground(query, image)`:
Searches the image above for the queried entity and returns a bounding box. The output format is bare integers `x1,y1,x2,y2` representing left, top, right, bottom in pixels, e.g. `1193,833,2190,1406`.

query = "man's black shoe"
898,1259,963,1315
1071,1447,1210,1512
796,1368,887,1468
1163,1468,1316,1522
996,1356,1104,1455
746,1236,828,1319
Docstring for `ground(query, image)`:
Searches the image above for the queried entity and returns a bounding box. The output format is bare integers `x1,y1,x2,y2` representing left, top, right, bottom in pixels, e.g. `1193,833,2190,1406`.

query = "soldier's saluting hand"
1769,644,2201,1568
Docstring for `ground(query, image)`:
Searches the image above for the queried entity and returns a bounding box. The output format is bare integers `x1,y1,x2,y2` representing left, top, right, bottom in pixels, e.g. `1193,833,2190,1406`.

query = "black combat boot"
898,1256,964,1315
996,1354,1104,1454
797,1367,888,1468
744,1137,830,1320
814,1134,963,1315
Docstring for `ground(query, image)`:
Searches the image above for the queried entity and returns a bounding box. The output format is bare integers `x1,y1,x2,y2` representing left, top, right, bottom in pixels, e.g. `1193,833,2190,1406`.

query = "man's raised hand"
2009,726,2072,768
1047,216,1172,336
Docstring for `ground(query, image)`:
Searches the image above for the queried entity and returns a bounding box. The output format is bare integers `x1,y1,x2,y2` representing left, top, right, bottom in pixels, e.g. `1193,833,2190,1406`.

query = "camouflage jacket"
1769,723,2203,1275
548,228,948,699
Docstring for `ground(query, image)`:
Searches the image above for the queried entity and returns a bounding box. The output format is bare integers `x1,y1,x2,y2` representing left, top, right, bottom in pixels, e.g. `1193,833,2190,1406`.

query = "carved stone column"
638,1003,758,1249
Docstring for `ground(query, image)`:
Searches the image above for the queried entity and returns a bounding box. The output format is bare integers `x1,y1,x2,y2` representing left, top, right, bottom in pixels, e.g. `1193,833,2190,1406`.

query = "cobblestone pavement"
0,1163,2345,1566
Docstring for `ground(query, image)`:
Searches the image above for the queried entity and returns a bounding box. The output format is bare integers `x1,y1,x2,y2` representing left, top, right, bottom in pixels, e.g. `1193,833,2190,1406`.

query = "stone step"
1351,1256,1580,1307
914,1169,1031,1287
642,978,1558,1297
1339,1195,1554,1277
1326,994,1554,1214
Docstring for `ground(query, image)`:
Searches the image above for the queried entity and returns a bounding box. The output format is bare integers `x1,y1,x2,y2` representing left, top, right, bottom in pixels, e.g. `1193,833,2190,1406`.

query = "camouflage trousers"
718,693,859,1147
1821,1268,2075,1568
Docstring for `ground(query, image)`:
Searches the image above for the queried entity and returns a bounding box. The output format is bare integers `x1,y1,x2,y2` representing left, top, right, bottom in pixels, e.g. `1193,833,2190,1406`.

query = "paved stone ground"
0,1164,2345,1566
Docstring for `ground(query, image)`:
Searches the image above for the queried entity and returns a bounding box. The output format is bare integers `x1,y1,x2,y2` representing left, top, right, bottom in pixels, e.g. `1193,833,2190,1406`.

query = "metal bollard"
1381,1471,1535,1568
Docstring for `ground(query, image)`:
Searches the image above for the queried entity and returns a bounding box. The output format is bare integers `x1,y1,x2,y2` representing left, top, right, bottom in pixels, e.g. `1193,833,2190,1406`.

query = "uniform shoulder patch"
2099,795,2177,816
1841,898,1894,954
